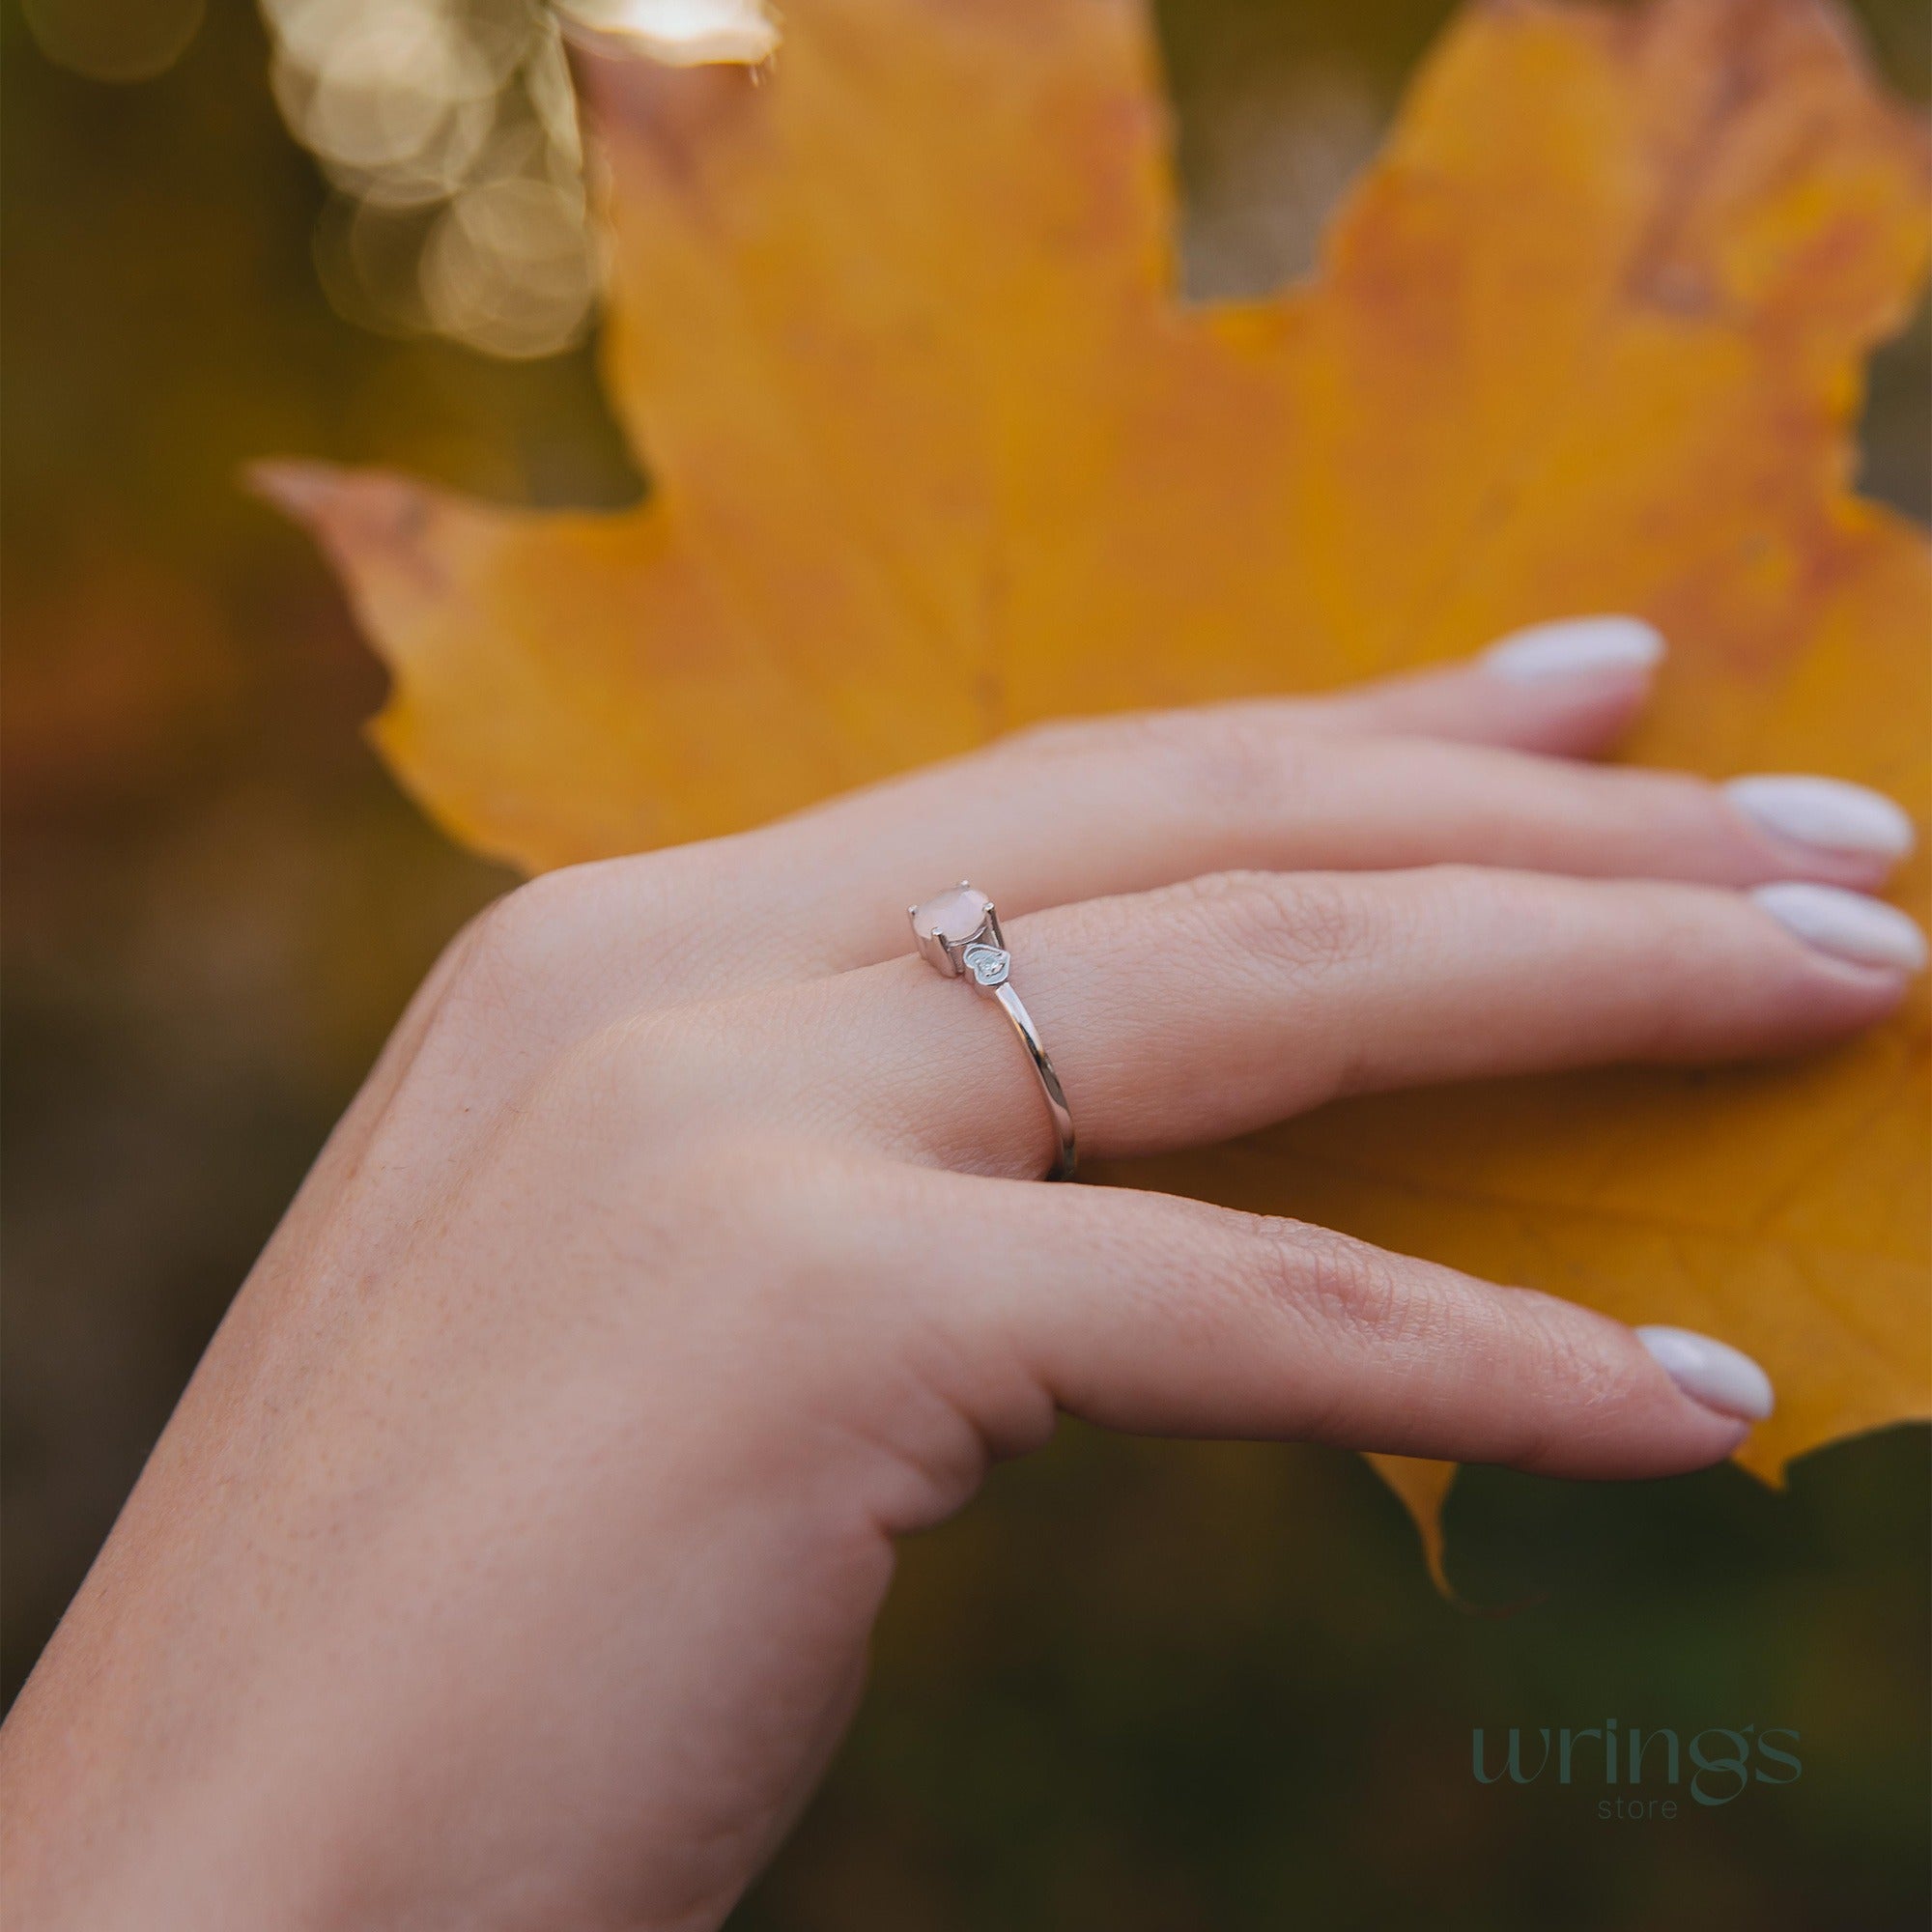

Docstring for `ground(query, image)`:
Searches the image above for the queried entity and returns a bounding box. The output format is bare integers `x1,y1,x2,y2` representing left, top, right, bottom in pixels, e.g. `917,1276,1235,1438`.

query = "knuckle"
1160,868,1375,979
1490,1294,1636,1472
464,868,601,994
1245,1218,1420,1349
456,852,699,1019
1514,1292,1632,1414
1090,708,1306,817
1191,711,1314,819
997,707,1316,824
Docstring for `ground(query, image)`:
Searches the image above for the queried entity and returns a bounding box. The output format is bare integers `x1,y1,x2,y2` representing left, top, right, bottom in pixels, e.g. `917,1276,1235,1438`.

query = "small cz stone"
962,943,1010,986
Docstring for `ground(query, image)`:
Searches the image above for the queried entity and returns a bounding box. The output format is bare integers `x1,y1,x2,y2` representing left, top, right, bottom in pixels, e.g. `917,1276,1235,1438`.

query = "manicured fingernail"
1751,881,1927,972
1481,615,1664,683
1636,1326,1775,1422
1726,775,1916,860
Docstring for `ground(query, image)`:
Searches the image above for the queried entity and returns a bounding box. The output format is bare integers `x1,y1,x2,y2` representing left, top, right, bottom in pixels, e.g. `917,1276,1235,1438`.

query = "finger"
813,868,1919,1174
1278,613,1664,753
559,616,1671,993
933,1175,1763,1479
749,619,1668,970
727,717,1911,982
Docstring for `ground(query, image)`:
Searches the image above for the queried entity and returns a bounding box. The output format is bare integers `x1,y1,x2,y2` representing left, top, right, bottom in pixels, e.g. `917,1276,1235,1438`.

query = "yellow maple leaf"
258,0,1932,1578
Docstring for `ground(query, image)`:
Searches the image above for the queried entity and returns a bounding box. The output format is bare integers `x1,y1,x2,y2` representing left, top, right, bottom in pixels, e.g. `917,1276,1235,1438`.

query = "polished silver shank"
907,881,1078,1180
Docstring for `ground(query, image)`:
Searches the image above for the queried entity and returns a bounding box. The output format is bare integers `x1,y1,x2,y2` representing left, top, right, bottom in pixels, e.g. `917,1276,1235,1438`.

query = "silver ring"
908,882,1077,1180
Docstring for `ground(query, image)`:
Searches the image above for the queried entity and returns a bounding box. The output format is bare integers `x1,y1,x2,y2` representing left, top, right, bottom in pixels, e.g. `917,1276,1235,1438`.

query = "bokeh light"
263,0,599,359
21,0,206,83
260,0,778,360
421,175,600,357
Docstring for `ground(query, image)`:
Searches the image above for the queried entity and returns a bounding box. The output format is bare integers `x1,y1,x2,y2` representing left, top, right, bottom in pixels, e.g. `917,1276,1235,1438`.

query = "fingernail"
1751,881,1927,972
1636,1326,1775,1422
1726,775,1916,860
1481,615,1664,683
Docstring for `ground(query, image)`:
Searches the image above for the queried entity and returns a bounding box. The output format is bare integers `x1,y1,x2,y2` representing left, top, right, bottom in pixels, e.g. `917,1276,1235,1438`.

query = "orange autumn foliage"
260,0,1932,1576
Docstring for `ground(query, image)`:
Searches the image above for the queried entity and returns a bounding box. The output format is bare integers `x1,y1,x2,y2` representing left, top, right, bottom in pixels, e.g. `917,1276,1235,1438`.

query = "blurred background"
4,1,1927,1924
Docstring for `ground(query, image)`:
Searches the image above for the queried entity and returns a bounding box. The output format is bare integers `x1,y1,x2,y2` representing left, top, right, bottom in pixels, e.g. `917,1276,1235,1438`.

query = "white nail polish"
1481,615,1664,683
1636,1327,1774,1421
1751,881,1928,972
1726,775,1917,860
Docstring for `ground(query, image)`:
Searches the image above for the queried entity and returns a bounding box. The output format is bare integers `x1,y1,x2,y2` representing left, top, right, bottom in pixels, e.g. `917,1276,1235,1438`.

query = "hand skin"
0,637,1918,1931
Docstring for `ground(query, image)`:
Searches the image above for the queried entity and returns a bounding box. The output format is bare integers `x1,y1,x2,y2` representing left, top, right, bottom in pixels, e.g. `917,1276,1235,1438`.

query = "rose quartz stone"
911,884,992,945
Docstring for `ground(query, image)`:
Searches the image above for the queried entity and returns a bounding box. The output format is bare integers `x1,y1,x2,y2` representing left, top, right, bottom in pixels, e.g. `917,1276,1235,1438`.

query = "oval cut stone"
911,884,992,946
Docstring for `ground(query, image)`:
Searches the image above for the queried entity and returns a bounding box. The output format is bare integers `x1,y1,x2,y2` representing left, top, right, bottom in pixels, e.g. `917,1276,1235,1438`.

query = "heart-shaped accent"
962,943,1010,987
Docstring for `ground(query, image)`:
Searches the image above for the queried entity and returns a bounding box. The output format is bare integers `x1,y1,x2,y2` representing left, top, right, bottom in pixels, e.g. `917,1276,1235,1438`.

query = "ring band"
909,881,1077,1180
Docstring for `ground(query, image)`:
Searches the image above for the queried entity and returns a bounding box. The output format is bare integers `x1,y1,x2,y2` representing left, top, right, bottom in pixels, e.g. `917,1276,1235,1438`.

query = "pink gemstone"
911,884,992,945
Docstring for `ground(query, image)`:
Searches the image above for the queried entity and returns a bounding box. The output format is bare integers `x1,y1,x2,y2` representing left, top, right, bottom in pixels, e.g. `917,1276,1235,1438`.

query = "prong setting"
909,881,998,978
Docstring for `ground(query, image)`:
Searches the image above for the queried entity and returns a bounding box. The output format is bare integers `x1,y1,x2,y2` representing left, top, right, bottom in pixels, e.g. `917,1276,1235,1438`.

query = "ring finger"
770,865,1922,1175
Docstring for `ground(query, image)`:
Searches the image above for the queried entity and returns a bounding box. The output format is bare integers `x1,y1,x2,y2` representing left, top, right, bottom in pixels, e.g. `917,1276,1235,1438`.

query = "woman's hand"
3,620,1920,1932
